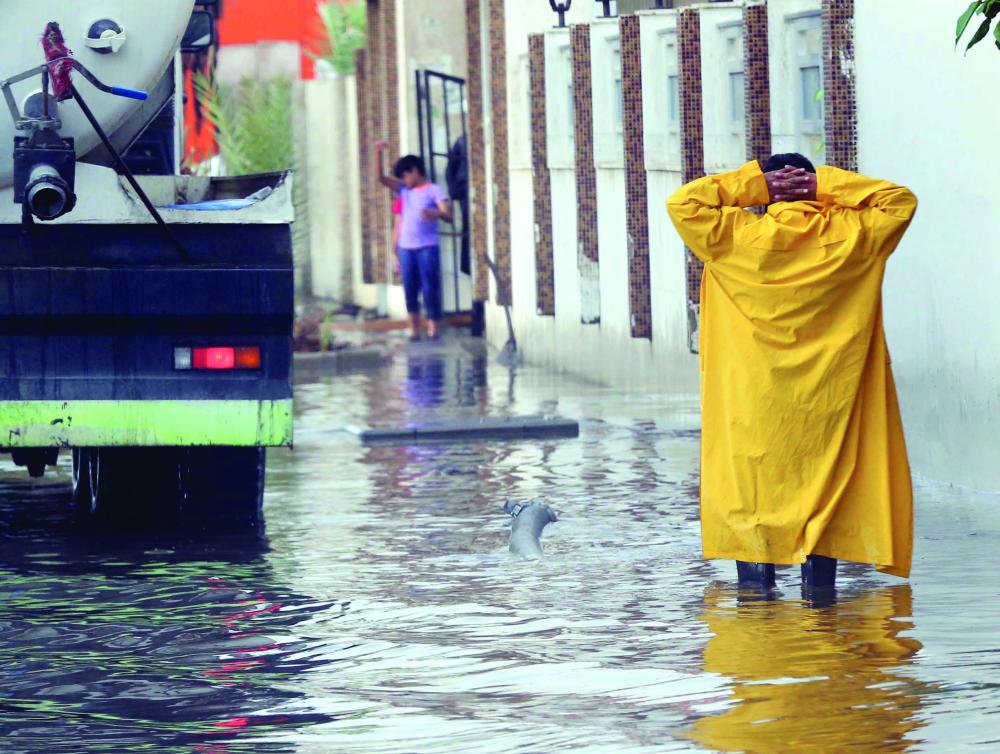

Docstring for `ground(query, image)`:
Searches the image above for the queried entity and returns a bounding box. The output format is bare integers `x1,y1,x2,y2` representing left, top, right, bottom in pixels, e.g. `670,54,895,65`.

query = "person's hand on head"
764,165,817,203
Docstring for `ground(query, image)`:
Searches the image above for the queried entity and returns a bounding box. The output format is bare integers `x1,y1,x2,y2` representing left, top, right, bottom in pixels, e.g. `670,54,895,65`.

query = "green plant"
314,1,367,75
956,0,1000,53
193,74,310,280
193,74,295,174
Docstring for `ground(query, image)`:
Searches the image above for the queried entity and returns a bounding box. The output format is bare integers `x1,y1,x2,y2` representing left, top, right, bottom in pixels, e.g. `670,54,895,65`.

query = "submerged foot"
801,554,837,589
736,560,776,588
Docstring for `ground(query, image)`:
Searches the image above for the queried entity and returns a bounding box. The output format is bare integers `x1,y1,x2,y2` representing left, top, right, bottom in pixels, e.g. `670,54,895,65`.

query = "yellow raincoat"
667,161,918,576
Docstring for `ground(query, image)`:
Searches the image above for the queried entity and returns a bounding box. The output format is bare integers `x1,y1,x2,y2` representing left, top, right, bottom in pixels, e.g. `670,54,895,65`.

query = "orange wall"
218,0,335,80
185,0,356,166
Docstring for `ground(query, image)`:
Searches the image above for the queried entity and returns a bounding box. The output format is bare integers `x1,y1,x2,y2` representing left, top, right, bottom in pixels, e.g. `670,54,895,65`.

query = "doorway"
415,69,471,315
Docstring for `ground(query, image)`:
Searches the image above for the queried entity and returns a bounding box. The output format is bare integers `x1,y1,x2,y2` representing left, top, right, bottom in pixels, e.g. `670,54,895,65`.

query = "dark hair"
762,152,816,174
393,154,426,179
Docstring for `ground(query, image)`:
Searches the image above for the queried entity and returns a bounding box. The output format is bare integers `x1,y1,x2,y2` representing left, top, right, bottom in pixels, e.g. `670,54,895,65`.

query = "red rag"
41,22,73,101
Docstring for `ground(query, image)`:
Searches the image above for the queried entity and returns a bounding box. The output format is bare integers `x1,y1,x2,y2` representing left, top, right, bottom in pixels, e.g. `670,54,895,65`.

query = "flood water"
1,335,999,753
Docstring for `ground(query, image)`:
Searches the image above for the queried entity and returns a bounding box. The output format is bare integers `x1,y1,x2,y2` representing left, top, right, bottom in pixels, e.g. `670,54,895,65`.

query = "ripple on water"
1,336,999,752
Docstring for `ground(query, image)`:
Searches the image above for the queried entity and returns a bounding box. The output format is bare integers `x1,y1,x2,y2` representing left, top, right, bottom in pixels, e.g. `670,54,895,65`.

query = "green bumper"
0,400,293,448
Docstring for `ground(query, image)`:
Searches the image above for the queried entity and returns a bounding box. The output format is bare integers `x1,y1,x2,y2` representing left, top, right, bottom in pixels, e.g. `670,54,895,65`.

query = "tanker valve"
12,122,76,221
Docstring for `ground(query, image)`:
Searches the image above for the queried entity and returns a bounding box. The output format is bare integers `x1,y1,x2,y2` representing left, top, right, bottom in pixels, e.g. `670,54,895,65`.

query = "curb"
352,415,580,445
293,348,389,376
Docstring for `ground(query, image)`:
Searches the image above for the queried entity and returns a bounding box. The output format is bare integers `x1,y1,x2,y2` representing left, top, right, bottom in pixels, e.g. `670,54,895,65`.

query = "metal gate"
415,69,471,315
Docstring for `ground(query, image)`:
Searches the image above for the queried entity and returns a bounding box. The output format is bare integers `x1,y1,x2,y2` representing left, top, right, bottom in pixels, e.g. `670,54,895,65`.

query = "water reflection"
688,585,927,753
0,475,338,753
403,339,489,410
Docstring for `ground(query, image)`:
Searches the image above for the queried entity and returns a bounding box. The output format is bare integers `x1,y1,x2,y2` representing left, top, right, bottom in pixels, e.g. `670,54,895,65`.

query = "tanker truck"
0,2,293,530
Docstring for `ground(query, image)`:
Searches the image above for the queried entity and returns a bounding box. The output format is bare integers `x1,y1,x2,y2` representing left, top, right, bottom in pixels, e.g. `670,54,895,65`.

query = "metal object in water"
505,499,558,559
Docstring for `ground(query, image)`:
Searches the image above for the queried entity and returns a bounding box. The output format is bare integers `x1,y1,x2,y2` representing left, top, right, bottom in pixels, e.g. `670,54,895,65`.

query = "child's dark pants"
398,245,442,321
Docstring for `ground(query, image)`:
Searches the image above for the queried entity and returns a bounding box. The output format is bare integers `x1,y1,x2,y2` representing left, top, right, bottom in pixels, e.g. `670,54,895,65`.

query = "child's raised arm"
373,140,401,192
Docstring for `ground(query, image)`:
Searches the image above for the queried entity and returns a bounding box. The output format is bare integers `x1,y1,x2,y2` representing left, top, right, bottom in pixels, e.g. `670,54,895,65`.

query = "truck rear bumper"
0,399,293,448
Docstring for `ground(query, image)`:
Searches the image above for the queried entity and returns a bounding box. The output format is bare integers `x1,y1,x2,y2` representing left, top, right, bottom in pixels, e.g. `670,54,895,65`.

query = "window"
791,14,823,160
663,32,679,162
723,26,745,129
562,45,575,148
800,65,821,122
668,73,679,121
611,44,623,134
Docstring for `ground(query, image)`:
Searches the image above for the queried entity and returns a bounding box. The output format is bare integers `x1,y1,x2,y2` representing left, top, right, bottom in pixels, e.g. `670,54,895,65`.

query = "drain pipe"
505,499,557,559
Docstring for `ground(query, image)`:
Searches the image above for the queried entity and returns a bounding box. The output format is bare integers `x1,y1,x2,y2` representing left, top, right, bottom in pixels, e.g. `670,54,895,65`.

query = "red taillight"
176,346,261,370
193,347,235,370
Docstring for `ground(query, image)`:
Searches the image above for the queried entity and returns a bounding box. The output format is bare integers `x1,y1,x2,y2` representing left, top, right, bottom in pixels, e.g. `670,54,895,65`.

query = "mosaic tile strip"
678,8,704,352
620,15,651,340
571,25,597,265
355,49,374,284
465,0,489,302
571,24,601,325
743,3,772,166
383,0,401,285
528,34,555,316
366,0,389,285
822,0,856,171
488,0,512,306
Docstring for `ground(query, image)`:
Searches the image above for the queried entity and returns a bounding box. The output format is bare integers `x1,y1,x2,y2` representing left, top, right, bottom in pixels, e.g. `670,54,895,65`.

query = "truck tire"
85,448,181,525
178,447,266,533
72,448,95,515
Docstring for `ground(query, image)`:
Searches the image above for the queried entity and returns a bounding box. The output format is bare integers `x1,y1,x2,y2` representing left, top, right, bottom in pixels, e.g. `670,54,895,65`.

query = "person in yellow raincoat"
667,154,918,589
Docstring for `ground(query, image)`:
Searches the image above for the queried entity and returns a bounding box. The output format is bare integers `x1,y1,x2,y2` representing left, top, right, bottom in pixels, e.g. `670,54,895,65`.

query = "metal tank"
0,0,194,188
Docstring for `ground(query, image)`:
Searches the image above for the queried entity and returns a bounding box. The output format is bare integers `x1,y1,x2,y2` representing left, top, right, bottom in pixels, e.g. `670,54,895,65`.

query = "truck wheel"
87,448,181,524
73,448,96,515
178,447,266,533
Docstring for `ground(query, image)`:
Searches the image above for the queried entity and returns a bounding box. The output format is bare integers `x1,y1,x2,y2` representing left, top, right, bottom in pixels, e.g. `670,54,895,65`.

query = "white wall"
305,75,357,302
856,3,1000,491
484,6,701,393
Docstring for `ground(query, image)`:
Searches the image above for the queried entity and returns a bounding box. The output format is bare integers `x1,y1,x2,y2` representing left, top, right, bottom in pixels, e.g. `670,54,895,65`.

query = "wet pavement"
1,333,999,753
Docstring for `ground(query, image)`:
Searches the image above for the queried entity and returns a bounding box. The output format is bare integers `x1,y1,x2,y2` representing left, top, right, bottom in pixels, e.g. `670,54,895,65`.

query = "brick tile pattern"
620,15,651,340
365,0,389,285
465,0,489,302
488,0,512,305
528,35,555,316
355,49,374,284
822,0,857,171
743,3,772,166
383,0,401,285
571,24,601,325
678,9,704,351
572,25,598,265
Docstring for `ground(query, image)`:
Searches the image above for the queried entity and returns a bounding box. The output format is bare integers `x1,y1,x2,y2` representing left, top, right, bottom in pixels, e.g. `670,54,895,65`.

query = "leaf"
956,0,984,45
314,1,367,75
995,17,1000,47
965,18,993,53
986,0,1000,18
814,87,825,102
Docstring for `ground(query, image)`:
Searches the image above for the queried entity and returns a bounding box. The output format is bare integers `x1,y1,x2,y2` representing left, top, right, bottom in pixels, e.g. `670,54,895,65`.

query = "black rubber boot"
736,561,776,588
801,555,837,589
